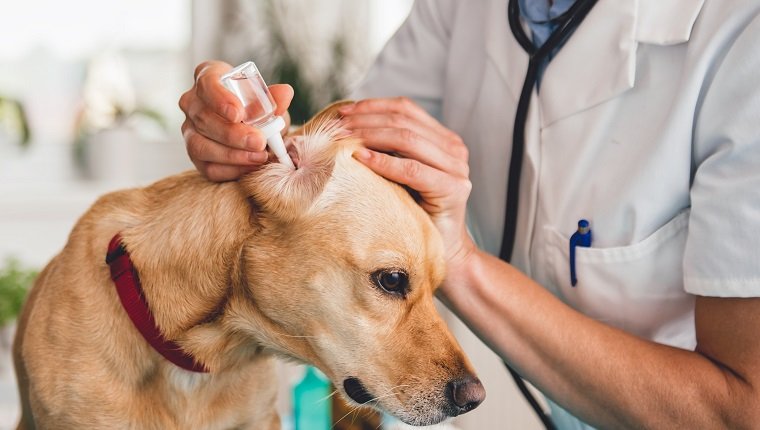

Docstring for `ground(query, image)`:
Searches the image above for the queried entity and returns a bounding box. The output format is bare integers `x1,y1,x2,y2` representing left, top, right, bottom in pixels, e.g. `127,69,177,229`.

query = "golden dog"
13,102,484,429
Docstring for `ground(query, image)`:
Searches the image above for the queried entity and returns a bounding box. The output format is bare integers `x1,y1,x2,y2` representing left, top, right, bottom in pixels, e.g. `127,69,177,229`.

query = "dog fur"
13,102,483,429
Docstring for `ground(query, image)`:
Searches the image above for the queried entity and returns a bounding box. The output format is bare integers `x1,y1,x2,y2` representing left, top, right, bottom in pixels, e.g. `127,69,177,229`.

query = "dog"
13,101,485,429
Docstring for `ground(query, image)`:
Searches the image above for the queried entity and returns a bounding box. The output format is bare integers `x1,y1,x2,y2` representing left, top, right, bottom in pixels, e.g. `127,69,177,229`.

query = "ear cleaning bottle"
293,366,331,430
220,61,295,169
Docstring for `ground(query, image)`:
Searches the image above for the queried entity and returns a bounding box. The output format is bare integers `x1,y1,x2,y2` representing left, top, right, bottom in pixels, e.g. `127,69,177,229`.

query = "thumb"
269,84,294,116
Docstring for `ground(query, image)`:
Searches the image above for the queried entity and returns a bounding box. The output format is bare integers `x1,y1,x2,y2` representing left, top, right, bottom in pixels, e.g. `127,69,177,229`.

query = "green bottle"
293,366,331,430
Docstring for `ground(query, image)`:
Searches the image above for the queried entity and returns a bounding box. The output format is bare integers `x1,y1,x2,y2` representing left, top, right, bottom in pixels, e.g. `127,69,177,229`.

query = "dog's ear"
238,153,333,223
239,100,356,222
290,100,355,137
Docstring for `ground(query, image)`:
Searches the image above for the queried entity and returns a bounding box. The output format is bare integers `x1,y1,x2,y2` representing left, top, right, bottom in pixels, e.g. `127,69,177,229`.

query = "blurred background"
0,1,542,428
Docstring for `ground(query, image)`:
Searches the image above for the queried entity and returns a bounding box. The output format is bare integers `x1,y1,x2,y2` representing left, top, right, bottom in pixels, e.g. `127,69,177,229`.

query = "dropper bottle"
221,61,295,169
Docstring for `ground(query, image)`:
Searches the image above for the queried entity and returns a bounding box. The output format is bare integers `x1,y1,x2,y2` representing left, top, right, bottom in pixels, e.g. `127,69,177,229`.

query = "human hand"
341,97,477,276
179,61,294,182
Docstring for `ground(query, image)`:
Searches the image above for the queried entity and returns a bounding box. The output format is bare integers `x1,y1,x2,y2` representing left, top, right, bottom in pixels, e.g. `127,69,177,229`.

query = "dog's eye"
372,269,409,297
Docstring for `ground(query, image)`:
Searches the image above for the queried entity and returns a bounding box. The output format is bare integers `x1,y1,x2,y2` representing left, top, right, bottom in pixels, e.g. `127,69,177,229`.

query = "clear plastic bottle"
221,61,294,169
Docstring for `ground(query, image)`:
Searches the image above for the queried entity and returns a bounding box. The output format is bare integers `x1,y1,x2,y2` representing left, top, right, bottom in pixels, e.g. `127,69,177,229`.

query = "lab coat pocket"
542,210,695,348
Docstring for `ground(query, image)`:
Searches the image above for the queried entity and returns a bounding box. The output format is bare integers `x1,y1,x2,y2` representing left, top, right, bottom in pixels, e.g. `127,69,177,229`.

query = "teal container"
293,366,332,430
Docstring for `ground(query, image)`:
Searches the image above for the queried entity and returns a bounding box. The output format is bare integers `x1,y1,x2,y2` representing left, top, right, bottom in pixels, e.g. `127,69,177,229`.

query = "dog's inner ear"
238,101,356,222
239,147,333,223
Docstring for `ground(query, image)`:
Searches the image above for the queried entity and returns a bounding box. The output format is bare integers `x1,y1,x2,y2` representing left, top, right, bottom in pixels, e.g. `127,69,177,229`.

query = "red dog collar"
106,234,208,373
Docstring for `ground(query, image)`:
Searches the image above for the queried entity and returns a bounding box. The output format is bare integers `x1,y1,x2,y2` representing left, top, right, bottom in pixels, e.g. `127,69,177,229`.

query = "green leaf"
0,257,38,326
0,96,32,148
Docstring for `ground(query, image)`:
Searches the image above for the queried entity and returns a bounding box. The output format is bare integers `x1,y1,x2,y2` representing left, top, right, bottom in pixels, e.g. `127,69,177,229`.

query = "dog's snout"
445,376,485,415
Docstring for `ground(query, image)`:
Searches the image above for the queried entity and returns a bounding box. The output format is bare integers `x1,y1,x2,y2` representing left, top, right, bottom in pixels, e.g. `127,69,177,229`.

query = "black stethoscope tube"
500,0,598,263
501,0,598,429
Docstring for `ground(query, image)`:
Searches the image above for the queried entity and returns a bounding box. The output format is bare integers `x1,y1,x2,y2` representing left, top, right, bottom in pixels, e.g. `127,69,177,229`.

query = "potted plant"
72,51,167,182
0,95,31,152
0,258,37,354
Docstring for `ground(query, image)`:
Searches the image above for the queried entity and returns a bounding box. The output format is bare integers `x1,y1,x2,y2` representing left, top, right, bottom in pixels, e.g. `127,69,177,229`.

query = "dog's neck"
117,173,256,363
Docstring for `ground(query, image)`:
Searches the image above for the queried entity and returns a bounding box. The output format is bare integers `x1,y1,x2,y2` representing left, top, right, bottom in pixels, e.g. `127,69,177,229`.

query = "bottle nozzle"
259,116,295,169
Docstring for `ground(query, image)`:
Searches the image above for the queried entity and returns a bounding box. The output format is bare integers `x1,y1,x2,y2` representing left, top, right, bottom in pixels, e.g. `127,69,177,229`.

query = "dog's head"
230,102,484,425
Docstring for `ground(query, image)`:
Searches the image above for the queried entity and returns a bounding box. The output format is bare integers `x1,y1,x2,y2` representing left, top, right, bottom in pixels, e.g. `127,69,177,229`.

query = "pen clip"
569,219,592,287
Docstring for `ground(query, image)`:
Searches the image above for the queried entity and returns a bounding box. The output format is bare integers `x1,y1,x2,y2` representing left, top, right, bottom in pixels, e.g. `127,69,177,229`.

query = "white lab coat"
354,0,760,428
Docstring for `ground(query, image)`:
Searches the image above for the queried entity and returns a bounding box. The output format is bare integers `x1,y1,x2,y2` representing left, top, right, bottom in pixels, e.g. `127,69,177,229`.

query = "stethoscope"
500,0,598,429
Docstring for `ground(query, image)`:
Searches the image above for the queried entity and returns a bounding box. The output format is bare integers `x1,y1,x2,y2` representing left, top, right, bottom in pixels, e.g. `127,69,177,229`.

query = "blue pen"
569,219,592,287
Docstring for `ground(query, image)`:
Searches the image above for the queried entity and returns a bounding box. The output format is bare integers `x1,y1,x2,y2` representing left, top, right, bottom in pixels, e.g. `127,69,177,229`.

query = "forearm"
440,249,758,429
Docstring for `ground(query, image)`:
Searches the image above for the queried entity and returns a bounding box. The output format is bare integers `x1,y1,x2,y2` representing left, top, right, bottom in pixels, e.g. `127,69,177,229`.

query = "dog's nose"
445,376,485,415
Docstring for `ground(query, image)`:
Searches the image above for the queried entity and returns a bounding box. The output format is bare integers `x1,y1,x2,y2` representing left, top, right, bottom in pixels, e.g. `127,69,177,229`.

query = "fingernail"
338,103,355,115
223,104,239,122
245,134,263,150
354,148,372,160
249,151,268,163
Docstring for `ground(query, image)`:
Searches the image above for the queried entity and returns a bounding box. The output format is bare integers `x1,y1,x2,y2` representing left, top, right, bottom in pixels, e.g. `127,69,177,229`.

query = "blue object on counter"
293,366,331,430
569,219,592,287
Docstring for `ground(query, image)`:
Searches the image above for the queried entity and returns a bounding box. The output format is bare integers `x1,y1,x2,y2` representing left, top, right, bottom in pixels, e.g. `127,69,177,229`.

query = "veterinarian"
179,0,760,428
